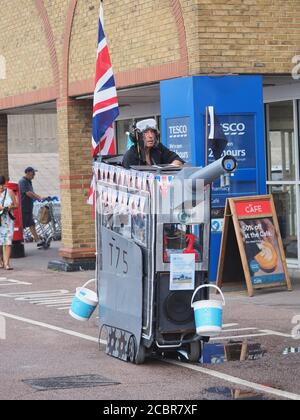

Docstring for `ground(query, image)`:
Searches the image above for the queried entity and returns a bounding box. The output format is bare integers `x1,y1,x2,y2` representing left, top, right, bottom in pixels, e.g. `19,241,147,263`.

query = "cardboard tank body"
95,156,236,364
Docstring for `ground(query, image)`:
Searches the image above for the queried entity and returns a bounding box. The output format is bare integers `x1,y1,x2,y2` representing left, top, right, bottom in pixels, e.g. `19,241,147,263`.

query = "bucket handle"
191,284,225,307
79,279,96,292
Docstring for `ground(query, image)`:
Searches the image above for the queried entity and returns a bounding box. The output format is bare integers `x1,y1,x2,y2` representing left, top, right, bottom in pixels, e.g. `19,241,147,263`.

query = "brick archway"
68,0,190,96
61,0,78,101
34,0,60,97
171,0,189,72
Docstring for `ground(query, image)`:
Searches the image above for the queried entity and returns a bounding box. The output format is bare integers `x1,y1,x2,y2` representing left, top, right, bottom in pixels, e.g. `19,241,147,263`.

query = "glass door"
266,100,299,264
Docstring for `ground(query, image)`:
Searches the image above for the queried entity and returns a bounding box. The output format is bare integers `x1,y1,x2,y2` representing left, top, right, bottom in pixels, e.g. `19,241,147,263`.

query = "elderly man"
122,119,184,169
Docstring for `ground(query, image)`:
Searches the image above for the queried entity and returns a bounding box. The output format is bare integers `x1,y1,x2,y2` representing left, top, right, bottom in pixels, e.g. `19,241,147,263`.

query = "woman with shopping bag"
0,176,18,270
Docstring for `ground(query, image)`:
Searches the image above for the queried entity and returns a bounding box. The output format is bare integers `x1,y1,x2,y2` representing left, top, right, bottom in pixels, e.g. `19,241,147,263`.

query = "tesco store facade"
113,75,300,274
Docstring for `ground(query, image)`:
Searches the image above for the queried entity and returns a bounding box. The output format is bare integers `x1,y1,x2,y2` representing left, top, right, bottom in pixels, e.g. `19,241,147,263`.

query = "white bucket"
191,284,225,337
69,279,98,322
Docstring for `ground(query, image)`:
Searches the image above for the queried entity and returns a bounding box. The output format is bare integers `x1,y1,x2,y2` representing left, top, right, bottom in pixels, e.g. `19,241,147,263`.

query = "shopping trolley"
24,197,61,248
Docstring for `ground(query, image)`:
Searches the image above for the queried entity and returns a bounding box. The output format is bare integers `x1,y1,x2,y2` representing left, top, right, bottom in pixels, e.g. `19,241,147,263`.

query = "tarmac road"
1,242,300,401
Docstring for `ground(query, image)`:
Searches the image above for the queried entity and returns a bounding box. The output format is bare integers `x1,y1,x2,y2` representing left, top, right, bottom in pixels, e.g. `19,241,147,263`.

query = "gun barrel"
190,156,237,185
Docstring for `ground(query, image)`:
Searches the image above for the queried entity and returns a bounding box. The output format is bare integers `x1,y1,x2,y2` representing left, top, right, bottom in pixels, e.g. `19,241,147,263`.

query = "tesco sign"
166,117,192,163
221,122,246,136
168,124,188,137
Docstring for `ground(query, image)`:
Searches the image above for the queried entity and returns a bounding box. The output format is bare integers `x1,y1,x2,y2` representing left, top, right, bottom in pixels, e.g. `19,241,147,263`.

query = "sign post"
217,195,292,297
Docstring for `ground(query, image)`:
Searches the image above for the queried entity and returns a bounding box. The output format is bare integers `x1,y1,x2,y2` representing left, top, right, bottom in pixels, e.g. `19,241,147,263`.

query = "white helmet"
136,119,158,134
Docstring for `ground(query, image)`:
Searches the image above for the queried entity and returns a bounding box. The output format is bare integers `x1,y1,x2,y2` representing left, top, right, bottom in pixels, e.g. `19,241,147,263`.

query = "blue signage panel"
208,114,256,168
160,76,266,282
166,117,192,163
208,114,257,207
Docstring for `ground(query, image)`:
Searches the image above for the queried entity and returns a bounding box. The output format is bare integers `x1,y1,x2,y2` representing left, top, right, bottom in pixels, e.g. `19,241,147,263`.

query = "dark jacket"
122,143,184,169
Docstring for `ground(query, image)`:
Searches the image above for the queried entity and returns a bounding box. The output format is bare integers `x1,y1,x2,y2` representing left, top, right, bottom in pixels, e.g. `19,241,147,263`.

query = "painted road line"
165,360,300,401
210,332,273,341
7,290,70,295
223,323,239,328
259,329,292,338
24,295,74,302
0,315,5,340
0,290,74,311
218,327,258,333
42,303,73,308
35,299,73,306
0,278,32,286
31,296,73,301
43,302,73,307
31,299,73,305
0,290,70,298
38,296,74,299
0,311,105,344
15,293,72,300
35,302,73,307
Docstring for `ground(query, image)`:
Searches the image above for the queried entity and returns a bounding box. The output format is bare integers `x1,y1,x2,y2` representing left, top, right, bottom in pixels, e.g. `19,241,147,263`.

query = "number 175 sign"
109,237,129,275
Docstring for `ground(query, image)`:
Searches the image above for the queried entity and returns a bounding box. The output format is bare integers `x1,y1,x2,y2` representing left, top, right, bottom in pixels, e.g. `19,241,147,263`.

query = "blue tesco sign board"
160,75,266,281
208,114,257,208
166,117,192,163
208,114,256,168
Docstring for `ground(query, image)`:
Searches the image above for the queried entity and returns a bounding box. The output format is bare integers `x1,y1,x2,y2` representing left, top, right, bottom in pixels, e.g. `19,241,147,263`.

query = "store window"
266,101,299,261
115,120,131,155
268,101,295,181
270,185,297,258
115,116,161,154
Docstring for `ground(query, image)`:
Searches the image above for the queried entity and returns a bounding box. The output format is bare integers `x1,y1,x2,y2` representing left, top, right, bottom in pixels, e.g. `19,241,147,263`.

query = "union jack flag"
89,1,119,208
92,1,119,157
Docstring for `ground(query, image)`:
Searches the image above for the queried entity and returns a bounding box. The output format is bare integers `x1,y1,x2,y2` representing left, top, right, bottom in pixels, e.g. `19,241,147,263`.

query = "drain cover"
23,374,120,391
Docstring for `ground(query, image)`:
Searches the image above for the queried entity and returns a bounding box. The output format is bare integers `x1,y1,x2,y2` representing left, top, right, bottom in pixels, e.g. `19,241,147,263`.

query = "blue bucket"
69,279,98,322
191,284,225,337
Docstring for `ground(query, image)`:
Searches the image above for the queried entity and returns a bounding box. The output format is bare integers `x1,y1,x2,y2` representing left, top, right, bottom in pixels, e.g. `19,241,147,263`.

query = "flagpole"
89,0,119,204
205,106,208,166
100,0,104,30
99,0,117,157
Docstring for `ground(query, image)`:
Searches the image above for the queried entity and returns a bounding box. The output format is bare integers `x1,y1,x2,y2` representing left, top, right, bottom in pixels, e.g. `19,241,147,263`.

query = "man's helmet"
129,118,159,145
136,118,159,135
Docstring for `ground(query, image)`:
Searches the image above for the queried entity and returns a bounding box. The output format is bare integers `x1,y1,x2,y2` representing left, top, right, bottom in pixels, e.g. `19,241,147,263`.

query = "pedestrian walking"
18,167,46,247
0,176,18,270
